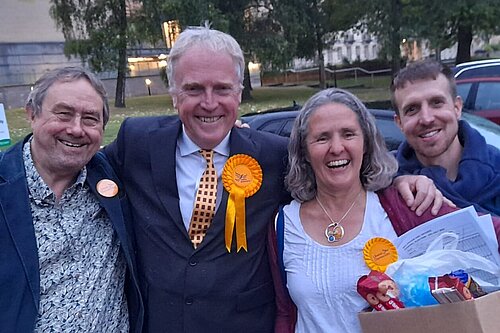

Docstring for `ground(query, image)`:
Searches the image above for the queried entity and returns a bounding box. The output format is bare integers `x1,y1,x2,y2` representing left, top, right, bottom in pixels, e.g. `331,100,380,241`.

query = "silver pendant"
325,223,345,243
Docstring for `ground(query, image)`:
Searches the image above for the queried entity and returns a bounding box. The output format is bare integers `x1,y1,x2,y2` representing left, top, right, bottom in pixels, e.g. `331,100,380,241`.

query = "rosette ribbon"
222,154,263,252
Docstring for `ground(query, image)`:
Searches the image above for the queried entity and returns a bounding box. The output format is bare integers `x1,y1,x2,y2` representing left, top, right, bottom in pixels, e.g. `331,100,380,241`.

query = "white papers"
394,206,500,264
393,206,500,284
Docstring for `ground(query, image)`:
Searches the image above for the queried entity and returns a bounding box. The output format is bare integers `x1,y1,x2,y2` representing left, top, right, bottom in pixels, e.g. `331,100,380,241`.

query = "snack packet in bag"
385,233,500,307
357,271,405,311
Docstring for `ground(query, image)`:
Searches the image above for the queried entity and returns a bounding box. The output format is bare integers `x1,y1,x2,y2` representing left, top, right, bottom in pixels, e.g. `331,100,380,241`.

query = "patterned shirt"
23,141,129,332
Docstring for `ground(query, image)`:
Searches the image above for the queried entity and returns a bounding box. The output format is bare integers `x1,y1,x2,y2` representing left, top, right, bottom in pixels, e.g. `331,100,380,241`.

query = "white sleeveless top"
283,191,398,333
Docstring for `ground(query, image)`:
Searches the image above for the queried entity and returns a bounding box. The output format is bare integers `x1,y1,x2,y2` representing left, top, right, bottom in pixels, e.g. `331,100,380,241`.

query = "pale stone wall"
0,0,64,43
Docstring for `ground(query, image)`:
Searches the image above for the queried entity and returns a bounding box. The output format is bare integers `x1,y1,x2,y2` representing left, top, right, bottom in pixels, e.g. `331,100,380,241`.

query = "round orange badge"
222,154,262,196
363,237,398,272
96,179,119,198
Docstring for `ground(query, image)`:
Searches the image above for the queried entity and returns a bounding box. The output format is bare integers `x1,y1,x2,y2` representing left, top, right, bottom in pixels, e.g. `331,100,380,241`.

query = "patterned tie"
188,149,217,248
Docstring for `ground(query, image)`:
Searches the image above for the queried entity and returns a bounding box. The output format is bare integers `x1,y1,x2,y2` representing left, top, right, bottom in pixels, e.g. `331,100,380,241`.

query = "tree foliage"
404,0,500,64
270,0,362,88
50,0,129,107
361,0,500,66
138,0,289,100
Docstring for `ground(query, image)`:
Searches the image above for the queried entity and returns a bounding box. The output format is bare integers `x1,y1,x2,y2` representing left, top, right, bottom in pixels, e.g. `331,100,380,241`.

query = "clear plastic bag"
385,232,500,307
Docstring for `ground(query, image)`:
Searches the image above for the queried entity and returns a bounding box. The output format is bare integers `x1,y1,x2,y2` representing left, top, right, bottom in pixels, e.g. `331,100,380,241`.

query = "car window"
474,82,500,111
258,119,284,135
456,83,473,103
280,119,295,137
374,118,405,151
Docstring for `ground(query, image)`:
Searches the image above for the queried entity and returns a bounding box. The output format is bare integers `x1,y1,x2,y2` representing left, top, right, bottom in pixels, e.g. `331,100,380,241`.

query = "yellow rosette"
363,237,398,272
222,154,263,252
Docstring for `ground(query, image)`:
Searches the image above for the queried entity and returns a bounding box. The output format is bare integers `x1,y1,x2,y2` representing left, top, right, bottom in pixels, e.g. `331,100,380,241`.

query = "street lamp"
145,78,152,96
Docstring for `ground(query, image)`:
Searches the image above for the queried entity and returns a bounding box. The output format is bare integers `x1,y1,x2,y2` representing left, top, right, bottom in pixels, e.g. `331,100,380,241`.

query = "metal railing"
288,66,392,84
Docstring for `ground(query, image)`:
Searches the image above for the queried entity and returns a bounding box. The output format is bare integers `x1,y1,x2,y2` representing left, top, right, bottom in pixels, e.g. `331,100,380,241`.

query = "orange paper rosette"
363,237,398,272
222,154,263,252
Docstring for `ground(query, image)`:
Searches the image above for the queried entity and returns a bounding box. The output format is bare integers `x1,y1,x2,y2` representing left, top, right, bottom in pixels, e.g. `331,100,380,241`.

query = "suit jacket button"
185,297,194,305
189,259,197,266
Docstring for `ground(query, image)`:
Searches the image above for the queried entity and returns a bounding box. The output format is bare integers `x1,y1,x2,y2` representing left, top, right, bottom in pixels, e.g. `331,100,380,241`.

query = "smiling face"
394,74,462,166
172,45,242,149
306,102,365,194
28,78,104,180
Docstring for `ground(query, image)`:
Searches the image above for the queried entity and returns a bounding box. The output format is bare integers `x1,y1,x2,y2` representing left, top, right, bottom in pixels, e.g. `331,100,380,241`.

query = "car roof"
241,105,500,149
454,63,500,79
455,59,500,69
241,107,395,118
456,76,500,83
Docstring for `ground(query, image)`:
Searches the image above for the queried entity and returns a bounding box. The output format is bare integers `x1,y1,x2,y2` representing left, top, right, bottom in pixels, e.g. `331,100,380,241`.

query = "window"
258,119,284,135
337,47,343,61
346,46,352,61
475,82,500,110
456,83,473,103
280,119,296,137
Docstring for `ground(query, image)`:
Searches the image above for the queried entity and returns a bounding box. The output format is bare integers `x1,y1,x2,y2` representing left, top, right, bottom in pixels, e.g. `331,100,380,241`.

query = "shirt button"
189,259,197,266
185,297,194,305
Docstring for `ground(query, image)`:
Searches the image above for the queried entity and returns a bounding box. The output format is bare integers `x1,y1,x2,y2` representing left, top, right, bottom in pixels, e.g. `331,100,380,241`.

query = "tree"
271,0,362,88
138,0,286,100
408,0,500,64
50,0,129,107
355,0,405,74
364,0,500,66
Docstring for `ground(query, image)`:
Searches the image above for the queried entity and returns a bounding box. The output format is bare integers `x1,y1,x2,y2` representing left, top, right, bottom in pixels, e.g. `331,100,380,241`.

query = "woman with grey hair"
273,88,457,332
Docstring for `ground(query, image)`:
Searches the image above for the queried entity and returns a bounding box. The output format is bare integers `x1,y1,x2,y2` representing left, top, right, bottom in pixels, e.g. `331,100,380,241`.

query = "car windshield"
462,113,500,149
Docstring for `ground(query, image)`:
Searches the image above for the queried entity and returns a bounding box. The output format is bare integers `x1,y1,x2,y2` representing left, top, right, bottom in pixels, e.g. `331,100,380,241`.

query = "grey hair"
286,88,398,202
26,66,110,127
167,24,245,91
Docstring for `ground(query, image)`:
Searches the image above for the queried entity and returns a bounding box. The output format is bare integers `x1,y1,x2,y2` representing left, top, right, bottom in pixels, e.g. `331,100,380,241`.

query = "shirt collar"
23,138,87,203
178,124,230,157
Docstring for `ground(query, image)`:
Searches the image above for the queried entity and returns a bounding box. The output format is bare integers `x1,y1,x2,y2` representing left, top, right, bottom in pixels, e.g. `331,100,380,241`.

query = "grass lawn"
2,75,392,149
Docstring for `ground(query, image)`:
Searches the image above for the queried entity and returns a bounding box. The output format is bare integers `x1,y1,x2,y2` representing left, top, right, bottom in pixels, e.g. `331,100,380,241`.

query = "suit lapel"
148,119,186,236
86,155,134,264
199,129,261,250
0,140,40,309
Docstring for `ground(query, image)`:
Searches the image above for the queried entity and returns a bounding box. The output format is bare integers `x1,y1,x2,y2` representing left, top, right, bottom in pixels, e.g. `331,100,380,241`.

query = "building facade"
0,0,168,109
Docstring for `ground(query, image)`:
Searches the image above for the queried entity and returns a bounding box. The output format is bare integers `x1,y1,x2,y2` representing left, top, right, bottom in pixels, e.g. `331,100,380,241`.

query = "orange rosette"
363,237,398,272
222,154,263,252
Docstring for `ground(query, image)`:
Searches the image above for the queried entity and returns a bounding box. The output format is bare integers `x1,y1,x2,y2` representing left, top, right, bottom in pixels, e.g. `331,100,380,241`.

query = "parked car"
456,76,500,124
241,106,405,151
453,59,500,79
240,105,500,151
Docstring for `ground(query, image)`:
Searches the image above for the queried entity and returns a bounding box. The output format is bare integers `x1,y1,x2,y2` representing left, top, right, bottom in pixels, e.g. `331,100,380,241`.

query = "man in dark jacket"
392,59,500,216
0,67,143,332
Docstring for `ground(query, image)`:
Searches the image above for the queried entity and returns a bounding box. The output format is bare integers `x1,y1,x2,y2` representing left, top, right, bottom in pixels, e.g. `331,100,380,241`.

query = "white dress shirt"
176,125,230,230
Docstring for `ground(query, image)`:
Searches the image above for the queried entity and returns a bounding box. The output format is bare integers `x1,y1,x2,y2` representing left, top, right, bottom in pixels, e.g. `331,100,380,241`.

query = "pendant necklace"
316,190,363,243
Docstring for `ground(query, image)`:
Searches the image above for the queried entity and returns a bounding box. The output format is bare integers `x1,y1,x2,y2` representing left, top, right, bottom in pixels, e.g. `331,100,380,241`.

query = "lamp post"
145,78,152,96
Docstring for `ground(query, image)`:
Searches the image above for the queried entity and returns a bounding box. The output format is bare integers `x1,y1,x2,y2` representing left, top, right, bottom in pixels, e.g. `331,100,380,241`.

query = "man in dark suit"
0,67,143,332
105,27,288,332
104,26,446,332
